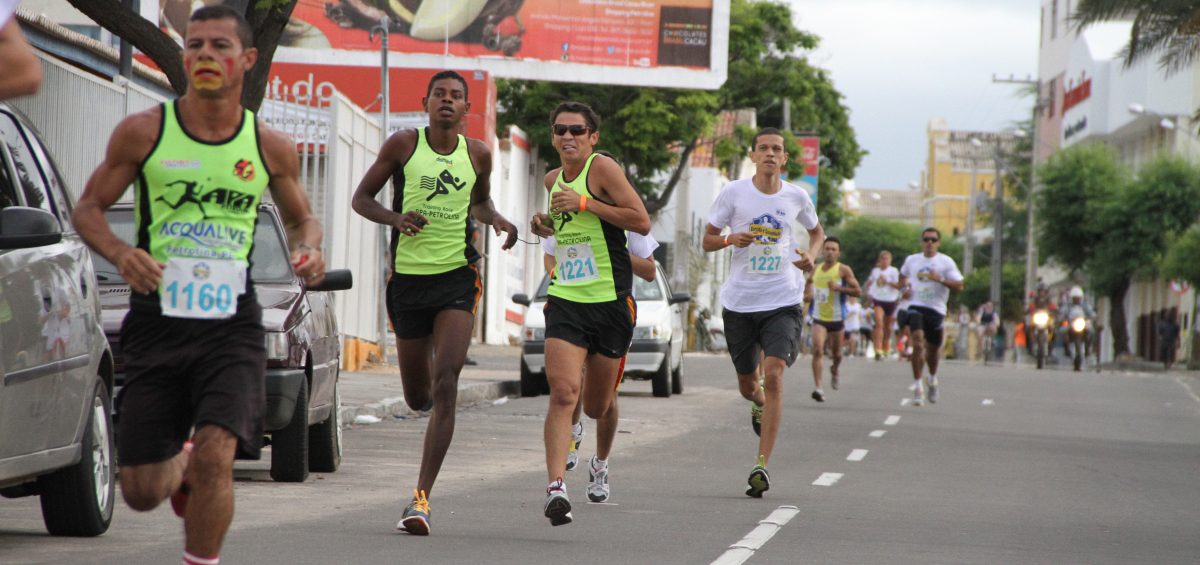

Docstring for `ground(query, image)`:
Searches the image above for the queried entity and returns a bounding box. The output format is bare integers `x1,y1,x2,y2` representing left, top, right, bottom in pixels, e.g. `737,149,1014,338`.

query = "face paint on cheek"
188,60,226,91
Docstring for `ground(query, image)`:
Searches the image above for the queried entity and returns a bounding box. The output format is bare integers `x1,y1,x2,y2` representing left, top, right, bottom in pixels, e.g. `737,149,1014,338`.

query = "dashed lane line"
847,449,868,462
813,472,843,486
884,415,901,426
869,430,887,438
710,506,800,565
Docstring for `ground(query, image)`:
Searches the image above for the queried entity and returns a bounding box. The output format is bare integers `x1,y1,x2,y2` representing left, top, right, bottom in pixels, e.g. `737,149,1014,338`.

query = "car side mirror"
512,293,531,306
308,269,352,291
669,292,691,305
0,206,62,249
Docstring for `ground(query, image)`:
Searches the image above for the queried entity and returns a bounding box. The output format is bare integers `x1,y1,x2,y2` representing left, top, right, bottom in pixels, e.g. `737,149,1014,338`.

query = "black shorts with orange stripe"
544,294,637,359
386,264,482,339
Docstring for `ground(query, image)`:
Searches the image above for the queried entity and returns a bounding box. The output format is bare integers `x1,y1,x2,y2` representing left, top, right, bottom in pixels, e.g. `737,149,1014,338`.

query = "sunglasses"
552,124,591,136
923,237,939,243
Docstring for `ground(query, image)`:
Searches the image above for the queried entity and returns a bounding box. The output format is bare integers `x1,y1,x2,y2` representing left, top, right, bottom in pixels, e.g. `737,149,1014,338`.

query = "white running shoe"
544,480,573,526
587,456,610,503
911,380,924,406
566,421,584,471
926,375,939,404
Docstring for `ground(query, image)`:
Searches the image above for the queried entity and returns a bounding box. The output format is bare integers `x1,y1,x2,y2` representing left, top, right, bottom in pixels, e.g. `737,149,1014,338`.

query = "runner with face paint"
73,6,325,565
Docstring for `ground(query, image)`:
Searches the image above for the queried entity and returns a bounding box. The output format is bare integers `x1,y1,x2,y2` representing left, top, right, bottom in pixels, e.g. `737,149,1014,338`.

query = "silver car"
0,104,115,536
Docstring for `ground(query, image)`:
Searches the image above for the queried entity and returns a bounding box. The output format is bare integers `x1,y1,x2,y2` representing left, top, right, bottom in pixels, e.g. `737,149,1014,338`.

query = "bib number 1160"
164,281,234,314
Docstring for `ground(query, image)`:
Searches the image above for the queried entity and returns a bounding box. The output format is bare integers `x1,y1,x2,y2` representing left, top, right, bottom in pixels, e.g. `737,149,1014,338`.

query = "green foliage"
1162,224,1200,287
1035,143,1127,273
959,264,1026,321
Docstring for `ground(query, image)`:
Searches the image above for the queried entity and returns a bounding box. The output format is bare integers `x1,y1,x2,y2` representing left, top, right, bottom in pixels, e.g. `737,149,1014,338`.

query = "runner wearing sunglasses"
898,228,963,406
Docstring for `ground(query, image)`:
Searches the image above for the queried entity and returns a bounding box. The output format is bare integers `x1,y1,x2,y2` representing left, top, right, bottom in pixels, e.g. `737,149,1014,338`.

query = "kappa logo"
156,180,256,218
234,159,255,182
419,169,468,201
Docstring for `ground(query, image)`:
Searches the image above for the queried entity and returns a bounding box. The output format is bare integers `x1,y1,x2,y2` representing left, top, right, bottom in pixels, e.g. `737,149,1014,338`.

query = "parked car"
513,264,690,397
0,103,116,536
93,203,352,483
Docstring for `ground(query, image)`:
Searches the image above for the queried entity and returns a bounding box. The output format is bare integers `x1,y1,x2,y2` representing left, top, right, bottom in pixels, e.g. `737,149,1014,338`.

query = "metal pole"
1023,89,1044,305
371,18,391,349
990,150,1003,309
964,165,977,276
118,0,136,79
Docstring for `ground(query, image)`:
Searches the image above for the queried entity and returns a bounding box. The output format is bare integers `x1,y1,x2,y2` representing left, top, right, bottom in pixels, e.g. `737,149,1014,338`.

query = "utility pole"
993,74,1042,305
990,149,1003,308
371,19,391,347
964,166,977,276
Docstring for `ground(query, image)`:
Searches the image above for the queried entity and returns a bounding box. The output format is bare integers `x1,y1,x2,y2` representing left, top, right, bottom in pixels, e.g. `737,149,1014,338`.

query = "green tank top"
134,101,269,308
392,127,479,275
547,153,631,303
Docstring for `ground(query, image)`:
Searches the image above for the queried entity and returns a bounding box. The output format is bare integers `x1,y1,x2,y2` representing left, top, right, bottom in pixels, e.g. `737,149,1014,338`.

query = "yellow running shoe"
397,489,431,535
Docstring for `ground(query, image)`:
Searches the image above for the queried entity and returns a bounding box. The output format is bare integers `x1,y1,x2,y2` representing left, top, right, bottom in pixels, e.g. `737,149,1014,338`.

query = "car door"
660,266,685,370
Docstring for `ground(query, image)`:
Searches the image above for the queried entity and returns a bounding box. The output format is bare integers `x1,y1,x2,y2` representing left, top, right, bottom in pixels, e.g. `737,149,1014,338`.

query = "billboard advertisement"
274,0,729,89
797,136,820,205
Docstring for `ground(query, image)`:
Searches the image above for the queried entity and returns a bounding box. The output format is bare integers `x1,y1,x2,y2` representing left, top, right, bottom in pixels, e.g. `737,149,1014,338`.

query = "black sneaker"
745,457,771,498
811,389,825,402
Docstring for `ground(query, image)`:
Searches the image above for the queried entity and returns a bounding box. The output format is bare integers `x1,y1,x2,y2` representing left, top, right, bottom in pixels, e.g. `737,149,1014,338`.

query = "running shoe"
745,455,770,498
170,440,194,518
927,375,939,404
566,421,584,471
544,479,573,526
587,456,610,503
750,402,763,437
911,380,924,407
397,489,431,535
831,372,840,391
811,389,825,403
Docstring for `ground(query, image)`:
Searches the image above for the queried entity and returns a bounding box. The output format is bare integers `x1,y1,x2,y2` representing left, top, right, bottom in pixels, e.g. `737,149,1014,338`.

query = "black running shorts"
116,301,266,466
905,305,946,347
874,300,898,317
544,295,637,359
387,264,483,340
813,319,845,334
722,304,804,376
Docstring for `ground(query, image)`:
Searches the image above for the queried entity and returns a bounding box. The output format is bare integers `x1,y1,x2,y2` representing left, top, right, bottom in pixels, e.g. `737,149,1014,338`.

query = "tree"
66,0,297,111
496,0,863,219
960,265,1026,322
832,216,962,287
1162,224,1200,368
1035,143,1127,274
1073,1,1200,75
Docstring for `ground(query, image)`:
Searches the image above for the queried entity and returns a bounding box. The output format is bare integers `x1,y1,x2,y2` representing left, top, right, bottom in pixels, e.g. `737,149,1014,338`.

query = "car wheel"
651,357,671,398
271,376,310,483
520,358,541,397
38,380,115,537
308,371,342,473
671,356,683,395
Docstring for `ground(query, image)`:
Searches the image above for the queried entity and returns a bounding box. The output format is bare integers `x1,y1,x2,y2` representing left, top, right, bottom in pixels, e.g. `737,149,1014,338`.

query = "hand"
530,213,555,237
291,244,326,286
393,211,429,237
550,182,583,213
492,216,519,251
928,270,944,283
793,249,814,272
116,246,164,295
726,232,754,248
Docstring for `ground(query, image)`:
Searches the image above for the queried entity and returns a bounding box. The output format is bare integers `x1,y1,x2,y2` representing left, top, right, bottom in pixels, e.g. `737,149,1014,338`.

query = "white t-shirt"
844,302,863,331
899,252,963,315
0,1,16,28
542,231,658,260
707,177,819,313
867,266,901,302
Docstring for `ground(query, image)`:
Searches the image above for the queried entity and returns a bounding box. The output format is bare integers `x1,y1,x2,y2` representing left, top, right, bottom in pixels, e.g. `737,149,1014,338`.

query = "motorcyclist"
1058,286,1095,358
1026,283,1057,354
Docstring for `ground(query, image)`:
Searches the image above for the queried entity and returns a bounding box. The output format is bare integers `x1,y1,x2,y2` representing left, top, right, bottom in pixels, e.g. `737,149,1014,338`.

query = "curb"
338,379,520,427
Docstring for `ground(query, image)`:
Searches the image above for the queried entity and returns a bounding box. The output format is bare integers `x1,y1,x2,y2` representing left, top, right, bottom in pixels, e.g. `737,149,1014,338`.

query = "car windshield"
92,208,294,284
532,271,665,302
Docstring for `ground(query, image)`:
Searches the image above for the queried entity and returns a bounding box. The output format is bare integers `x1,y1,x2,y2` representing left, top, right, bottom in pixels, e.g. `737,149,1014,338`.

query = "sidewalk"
337,341,523,426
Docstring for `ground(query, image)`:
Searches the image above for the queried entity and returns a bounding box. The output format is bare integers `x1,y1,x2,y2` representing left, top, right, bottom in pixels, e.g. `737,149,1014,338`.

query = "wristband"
724,234,730,247
579,194,588,212
298,243,319,252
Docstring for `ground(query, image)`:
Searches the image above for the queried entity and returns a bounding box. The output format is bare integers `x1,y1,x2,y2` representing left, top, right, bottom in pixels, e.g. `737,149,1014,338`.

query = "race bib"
746,244,784,275
555,244,599,284
814,287,830,304
917,287,937,303
160,258,246,319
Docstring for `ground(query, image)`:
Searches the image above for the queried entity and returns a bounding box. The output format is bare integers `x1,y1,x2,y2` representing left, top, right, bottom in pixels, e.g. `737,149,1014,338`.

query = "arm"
803,224,825,270
351,130,427,237
543,252,556,275
73,111,162,294
261,125,325,284
703,223,754,252
0,19,42,100
550,156,650,234
834,265,861,297
467,139,518,250
631,255,656,282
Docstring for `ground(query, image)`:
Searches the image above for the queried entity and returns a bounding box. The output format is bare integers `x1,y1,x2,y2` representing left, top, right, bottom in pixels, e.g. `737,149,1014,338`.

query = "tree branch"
243,2,298,111
645,137,699,215
66,0,186,95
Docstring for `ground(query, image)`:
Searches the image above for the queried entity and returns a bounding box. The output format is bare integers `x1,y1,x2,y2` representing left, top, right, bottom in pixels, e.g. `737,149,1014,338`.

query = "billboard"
276,0,729,89
797,136,820,205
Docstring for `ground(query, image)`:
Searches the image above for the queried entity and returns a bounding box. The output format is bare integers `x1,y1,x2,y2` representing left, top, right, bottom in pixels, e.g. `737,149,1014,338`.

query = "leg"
810,323,828,391
829,330,844,382
594,396,618,461
183,424,238,558
544,338,586,482
883,314,895,355
925,334,941,377
910,329,926,382
872,307,885,355
118,449,189,512
580,354,622,420
756,356,787,465
415,309,474,496
396,337,434,412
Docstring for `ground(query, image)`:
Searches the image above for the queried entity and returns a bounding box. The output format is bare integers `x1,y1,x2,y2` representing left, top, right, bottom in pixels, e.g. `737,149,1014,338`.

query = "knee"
582,398,609,420
761,375,783,396
119,477,163,512
737,375,759,397
547,381,579,409
430,374,458,410
189,433,234,485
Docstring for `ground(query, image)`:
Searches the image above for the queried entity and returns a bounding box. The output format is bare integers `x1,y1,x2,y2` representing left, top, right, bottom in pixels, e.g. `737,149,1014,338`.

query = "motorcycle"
1069,315,1087,371
1032,309,1052,369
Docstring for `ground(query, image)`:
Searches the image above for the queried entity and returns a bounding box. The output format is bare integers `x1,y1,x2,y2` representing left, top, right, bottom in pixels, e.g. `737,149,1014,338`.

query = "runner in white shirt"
865,251,902,360
898,227,964,406
843,296,863,357
702,128,824,498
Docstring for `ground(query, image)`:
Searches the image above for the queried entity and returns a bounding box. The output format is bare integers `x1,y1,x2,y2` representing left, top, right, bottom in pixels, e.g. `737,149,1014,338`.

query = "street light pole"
964,165,977,276
991,151,1003,308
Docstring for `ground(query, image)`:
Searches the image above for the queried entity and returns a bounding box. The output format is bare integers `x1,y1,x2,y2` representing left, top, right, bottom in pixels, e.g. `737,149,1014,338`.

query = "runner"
702,127,824,498
898,228,964,406
866,250,902,360
351,70,519,535
72,7,325,564
807,237,860,400
529,101,651,525
843,295,864,357
537,226,658,503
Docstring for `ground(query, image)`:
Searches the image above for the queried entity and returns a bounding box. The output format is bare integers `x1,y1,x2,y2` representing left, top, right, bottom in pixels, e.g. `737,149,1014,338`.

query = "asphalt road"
2,353,1198,564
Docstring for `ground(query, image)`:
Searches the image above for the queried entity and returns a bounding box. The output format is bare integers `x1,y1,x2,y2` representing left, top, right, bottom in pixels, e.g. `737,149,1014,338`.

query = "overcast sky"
789,0,1042,189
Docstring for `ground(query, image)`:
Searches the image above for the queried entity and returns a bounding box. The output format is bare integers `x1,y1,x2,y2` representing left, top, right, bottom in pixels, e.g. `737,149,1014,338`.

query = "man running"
72,7,325,564
807,237,860,400
536,226,658,504
703,127,824,498
531,101,650,526
351,70,519,535
866,250,902,360
898,228,963,406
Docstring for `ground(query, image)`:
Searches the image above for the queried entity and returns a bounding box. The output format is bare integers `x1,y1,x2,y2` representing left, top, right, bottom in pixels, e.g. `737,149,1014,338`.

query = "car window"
633,275,664,302
0,111,57,219
0,145,18,211
19,120,74,223
534,275,551,300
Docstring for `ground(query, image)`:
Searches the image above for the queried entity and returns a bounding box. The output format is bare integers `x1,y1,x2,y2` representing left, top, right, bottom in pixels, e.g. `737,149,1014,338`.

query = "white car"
512,264,690,397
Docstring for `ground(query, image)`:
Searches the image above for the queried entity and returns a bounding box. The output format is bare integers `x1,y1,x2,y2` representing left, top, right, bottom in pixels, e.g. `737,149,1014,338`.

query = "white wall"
481,126,538,345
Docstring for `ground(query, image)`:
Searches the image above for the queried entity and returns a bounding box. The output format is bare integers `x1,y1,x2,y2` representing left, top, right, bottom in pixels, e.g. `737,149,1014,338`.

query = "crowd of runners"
70,7,968,562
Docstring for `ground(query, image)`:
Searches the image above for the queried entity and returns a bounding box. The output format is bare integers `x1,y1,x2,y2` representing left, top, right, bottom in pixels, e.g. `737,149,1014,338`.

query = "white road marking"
900,398,912,406
711,506,800,565
813,472,843,486
982,399,995,406
869,430,887,438
847,449,868,462
884,415,901,426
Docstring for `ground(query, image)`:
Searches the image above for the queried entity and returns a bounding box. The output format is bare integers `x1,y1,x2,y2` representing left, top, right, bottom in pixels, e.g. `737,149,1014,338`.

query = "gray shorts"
722,305,804,375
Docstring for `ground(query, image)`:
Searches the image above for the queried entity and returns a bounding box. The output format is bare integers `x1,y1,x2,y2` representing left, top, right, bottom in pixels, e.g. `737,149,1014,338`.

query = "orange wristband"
579,194,588,212
724,234,730,246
